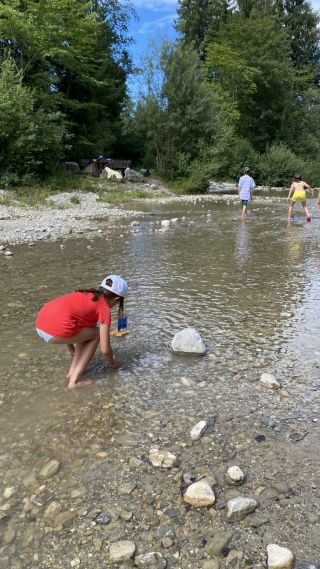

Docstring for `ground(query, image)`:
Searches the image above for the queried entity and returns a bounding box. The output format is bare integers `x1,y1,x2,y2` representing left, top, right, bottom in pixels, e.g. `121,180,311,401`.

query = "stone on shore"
226,466,245,485
191,420,207,440
259,373,281,390
135,552,167,568
183,480,215,507
171,328,206,354
39,459,60,480
149,448,177,468
109,540,136,563
226,496,257,521
267,544,294,569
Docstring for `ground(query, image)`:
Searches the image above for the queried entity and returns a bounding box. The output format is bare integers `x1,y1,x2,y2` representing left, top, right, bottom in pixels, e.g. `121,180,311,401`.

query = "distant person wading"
237,167,256,219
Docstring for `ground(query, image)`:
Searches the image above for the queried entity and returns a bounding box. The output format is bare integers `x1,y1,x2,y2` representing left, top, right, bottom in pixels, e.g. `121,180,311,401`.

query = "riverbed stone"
259,373,281,390
109,540,136,563
1,527,16,545
135,552,166,568
95,512,112,525
226,466,245,485
191,420,208,440
267,544,294,569
171,328,206,354
43,501,62,519
53,511,75,528
183,480,215,507
39,459,60,480
204,531,233,555
149,448,177,468
226,496,257,521
203,561,220,569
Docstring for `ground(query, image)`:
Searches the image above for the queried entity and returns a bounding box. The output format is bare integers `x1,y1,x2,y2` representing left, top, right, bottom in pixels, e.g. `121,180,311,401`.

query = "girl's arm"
287,183,294,201
99,324,119,368
304,182,313,196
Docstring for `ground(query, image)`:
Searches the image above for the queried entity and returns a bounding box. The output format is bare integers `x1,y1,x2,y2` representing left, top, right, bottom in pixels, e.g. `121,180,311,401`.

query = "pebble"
183,480,215,507
39,459,60,480
226,466,245,485
267,544,294,569
149,448,177,468
190,420,208,440
259,373,281,390
1,527,16,545
95,512,112,525
135,552,167,568
4,251,13,256
109,540,136,563
43,501,62,519
118,482,137,495
226,496,257,521
204,531,233,555
203,561,220,569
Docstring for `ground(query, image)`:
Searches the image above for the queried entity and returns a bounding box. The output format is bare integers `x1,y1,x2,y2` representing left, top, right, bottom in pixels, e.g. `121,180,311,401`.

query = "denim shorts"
36,328,54,343
241,199,249,206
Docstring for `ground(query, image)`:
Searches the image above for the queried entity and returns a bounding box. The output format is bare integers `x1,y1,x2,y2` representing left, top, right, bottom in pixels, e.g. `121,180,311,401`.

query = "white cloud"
138,12,176,33
130,0,178,9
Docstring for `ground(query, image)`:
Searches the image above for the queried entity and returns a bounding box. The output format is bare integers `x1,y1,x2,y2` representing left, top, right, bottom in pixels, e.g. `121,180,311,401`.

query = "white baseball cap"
100,275,128,297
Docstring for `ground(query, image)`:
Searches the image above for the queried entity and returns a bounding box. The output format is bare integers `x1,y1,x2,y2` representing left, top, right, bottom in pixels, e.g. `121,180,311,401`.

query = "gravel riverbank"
0,186,285,247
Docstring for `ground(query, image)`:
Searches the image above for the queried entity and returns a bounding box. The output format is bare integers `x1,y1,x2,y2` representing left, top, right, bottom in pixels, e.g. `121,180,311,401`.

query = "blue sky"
125,0,320,94
126,0,320,58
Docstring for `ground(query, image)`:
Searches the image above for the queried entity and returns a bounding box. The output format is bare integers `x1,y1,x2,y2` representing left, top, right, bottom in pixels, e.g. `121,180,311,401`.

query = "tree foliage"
0,0,132,178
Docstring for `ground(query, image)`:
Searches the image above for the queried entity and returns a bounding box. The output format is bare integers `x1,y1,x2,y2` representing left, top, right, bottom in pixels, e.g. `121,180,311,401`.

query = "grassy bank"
0,172,175,208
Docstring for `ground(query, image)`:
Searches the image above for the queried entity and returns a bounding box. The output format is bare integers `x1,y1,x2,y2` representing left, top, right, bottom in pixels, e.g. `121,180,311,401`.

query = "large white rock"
191,420,207,440
226,496,257,521
267,544,294,569
226,466,245,485
259,373,281,390
184,480,215,507
149,448,177,468
161,219,171,228
101,166,123,181
109,540,136,563
135,552,167,568
172,328,206,355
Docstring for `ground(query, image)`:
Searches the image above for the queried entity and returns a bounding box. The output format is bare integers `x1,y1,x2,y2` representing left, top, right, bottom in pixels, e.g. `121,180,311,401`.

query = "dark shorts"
241,199,249,206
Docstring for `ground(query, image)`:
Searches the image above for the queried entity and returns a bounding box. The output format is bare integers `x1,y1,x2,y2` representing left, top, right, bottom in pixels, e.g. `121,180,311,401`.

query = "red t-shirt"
35,292,111,338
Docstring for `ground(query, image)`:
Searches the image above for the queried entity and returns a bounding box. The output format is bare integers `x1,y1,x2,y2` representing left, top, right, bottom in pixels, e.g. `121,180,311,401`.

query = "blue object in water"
117,316,128,331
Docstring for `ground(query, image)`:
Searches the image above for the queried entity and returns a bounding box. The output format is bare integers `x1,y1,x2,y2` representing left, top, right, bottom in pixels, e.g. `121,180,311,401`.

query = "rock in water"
109,540,136,563
190,420,207,440
226,496,257,521
135,552,167,568
39,459,60,480
226,466,245,485
259,373,281,390
171,328,206,355
267,544,294,569
183,480,215,507
149,448,177,468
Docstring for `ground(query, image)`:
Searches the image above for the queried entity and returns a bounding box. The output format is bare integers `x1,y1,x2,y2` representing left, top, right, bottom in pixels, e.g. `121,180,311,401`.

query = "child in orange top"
287,174,313,222
35,275,128,389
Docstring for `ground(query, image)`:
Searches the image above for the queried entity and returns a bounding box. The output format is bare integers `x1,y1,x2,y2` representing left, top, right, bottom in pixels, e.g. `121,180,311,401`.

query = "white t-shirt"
238,175,255,200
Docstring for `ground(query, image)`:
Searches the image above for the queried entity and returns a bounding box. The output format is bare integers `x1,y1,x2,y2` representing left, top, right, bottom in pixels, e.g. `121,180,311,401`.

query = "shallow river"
0,197,320,568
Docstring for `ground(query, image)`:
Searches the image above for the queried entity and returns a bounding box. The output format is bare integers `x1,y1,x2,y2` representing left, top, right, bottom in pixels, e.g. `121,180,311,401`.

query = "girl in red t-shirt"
35,275,128,389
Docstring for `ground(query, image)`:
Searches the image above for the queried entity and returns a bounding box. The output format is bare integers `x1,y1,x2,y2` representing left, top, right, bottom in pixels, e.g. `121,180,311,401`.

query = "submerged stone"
171,328,206,354
267,544,294,569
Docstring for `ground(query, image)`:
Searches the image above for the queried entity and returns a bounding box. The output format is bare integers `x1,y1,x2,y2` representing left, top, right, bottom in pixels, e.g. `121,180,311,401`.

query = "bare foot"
67,379,93,390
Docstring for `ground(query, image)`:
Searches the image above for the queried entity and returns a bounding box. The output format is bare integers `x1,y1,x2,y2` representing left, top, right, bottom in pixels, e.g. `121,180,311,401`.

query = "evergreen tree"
176,0,231,56
275,0,320,75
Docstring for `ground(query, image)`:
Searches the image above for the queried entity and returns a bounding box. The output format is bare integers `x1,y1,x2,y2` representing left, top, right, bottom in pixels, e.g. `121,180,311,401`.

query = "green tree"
0,0,132,162
176,0,231,56
0,59,67,182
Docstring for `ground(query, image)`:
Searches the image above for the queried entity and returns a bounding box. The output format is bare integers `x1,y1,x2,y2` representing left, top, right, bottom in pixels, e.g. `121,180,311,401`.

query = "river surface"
0,197,320,568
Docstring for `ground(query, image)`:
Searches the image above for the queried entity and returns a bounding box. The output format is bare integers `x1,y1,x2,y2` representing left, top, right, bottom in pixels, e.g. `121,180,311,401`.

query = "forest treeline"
1,0,320,188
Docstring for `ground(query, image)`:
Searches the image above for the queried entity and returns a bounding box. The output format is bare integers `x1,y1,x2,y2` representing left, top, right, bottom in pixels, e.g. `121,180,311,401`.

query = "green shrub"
257,143,304,186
